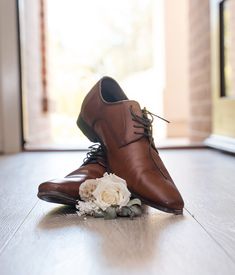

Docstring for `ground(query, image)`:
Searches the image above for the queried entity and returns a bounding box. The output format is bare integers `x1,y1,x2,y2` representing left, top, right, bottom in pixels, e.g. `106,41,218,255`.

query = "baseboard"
204,135,235,154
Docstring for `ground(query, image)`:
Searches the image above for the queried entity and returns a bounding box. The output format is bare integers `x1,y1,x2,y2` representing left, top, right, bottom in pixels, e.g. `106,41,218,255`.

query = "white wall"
0,0,22,153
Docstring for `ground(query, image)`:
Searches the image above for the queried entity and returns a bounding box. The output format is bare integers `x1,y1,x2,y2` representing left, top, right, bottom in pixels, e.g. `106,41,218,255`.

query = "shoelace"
83,144,106,167
130,106,170,179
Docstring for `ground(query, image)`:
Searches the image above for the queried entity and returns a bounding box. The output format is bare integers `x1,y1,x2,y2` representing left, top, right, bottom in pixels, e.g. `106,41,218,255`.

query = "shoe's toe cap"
38,177,82,199
38,179,66,193
161,182,184,211
134,172,184,213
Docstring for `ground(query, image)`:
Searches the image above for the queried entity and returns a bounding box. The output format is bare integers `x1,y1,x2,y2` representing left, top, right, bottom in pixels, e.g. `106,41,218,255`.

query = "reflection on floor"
0,149,234,275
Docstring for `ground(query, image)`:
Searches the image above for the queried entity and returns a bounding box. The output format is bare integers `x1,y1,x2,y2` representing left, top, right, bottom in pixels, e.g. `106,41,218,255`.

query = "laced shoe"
77,76,184,214
37,144,107,206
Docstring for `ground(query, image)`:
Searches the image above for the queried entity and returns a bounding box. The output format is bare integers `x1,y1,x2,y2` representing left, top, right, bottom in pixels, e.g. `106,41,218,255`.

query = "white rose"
92,173,131,211
79,179,98,201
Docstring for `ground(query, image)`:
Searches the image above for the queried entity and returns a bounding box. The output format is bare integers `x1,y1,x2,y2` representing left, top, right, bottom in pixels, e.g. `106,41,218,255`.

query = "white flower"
79,179,98,201
76,200,99,216
92,173,131,211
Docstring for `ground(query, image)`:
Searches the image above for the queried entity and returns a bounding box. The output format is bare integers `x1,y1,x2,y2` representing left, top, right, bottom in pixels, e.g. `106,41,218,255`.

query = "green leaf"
117,206,131,217
130,205,142,217
104,206,117,220
93,211,105,218
127,198,142,207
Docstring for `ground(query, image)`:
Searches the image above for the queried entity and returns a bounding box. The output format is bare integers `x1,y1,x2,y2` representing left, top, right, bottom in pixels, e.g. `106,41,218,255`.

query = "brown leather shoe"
77,76,184,214
37,144,107,206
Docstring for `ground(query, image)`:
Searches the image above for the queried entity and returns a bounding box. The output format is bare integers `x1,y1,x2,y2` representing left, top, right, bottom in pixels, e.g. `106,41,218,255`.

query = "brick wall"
188,0,212,141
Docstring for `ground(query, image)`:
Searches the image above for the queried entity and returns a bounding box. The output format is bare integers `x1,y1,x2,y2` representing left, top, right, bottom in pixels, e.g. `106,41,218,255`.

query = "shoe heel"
77,115,99,142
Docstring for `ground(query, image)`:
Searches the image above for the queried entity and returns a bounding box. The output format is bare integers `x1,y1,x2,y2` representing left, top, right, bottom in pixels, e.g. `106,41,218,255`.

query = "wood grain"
0,152,85,251
0,202,234,275
0,149,235,275
161,149,235,261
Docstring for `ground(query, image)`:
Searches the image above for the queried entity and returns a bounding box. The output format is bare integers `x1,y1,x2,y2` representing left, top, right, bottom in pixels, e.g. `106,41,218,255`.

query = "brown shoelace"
83,144,106,167
130,106,170,179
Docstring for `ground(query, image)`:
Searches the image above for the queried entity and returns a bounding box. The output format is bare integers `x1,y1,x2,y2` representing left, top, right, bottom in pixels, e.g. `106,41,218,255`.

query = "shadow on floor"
37,205,185,269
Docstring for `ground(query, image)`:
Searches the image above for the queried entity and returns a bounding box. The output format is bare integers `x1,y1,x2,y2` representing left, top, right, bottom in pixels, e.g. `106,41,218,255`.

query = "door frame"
205,0,235,153
0,0,23,153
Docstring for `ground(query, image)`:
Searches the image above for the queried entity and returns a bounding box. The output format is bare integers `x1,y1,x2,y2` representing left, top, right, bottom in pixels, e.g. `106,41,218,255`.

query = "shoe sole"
37,191,77,206
131,192,183,215
77,114,183,215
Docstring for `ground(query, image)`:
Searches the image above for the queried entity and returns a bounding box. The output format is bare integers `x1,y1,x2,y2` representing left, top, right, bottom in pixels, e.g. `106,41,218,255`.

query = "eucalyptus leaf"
104,206,117,220
130,205,142,217
117,206,131,217
127,198,142,207
93,211,105,218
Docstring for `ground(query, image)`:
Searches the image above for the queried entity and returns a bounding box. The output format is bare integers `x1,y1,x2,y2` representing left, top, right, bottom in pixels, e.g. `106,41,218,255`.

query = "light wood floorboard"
0,149,234,274
0,152,85,252
0,202,234,275
161,149,235,261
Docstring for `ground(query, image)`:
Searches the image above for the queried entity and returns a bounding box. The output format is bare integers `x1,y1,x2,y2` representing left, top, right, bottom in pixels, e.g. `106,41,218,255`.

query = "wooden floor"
0,149,234,275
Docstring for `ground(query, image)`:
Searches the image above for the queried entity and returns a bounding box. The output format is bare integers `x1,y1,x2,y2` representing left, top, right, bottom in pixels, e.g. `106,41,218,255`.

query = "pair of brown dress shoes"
38,77,184,214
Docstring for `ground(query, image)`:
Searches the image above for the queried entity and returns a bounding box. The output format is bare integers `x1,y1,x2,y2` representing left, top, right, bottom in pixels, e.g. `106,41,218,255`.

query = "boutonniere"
76,173,142,219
